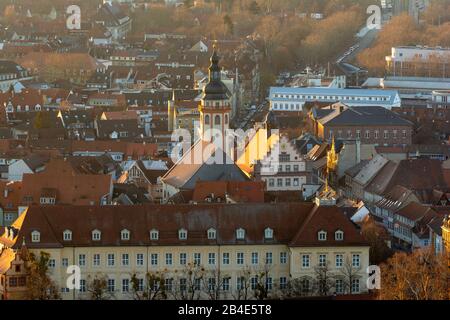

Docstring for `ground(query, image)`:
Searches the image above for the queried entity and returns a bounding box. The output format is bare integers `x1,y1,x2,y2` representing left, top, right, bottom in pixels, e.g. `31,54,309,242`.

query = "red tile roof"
21,158,112,206
192,180,265,203
7,203,368,249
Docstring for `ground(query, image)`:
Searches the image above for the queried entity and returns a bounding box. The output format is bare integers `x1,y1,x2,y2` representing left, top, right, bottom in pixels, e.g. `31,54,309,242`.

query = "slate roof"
320,106,413,127
162,140,249,190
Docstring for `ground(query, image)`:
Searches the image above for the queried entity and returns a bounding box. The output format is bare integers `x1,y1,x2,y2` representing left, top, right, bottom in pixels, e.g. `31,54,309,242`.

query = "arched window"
121,229,130,241
204,114,210,125
31,230,40,243
264,228,273,239
236,228,245,240
207,228,216,240
149,229,159,241
179,228,188,240
214,115,221,125
318,230,327,241
92,229,101,241
335,230,344,241
63,230,72,241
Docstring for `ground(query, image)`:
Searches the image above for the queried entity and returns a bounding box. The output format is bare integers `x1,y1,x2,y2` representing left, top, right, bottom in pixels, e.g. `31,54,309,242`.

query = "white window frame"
63,230,72,241
92,229,101,241
149,229,159,241
120,229,130,241
236,228,245,240
264,227,274,240
178,228,188,240
207,228,216,240
31,230,40,243
318,230,327,241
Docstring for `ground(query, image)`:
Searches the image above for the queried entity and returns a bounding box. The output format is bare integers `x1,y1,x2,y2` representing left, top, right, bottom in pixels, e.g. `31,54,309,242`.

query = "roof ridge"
289,204,320,246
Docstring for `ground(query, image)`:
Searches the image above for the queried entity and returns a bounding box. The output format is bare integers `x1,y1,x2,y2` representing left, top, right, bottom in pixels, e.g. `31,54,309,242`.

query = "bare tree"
313,261,335,296
201,267,230,300
253,264,273,300
284,276,315,298
130,271,167,300
232,266,252,300
340,257,362,295
171,263,205,300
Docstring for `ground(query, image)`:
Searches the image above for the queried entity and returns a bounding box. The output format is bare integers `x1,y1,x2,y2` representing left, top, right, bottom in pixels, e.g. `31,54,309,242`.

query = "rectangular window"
223,253,230,265
279,277,287,290
122,279,129,293
122,254,129,266
180,253,187,265
194,253,201,266
293,165,299,172
318,254,327,267
93,254,101,267
107,279,115,292
280,252,287,264
208,253,216,265
136,254,144,266
266,252,273,265
335,279,344,294
237,252,244,265
251,277,258,290
351,279,360,294
166,253,173,266
266,277,273,290
48,259,56,268
151,254,158,266
251,252,258,265
268,179,274,187
335,254,343,268
285,165,291,172
222,278,230,291
180,278,187,292
79,279,86,293
285,178,291,187
352,254,360,267
79,254,86,267
277,179,283,187
302,254,310,268
293,178,299,187
107,254,115,267
62,258,69,267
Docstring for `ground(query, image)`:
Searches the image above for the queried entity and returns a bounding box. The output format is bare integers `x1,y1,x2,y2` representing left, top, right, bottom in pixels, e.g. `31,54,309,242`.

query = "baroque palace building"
0,202,370,300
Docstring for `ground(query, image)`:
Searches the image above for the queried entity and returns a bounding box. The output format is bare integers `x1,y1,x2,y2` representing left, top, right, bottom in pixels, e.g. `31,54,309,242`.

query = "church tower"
199,45,231,147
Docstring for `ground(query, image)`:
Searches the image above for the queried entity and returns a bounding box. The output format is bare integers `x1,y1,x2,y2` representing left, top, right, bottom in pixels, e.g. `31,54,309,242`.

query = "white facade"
269,87,401,111
259,136,308,192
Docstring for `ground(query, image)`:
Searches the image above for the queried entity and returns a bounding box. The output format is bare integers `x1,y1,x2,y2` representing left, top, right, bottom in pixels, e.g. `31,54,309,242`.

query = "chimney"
356,140,361,164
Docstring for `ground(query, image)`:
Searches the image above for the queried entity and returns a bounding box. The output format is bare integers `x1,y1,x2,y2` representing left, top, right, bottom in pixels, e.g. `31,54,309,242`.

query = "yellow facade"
34,244,369,300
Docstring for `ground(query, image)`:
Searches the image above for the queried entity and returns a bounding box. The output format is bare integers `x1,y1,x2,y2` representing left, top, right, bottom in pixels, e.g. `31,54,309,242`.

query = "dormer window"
63,230,72,241
178,228,187,240
150,229,159,241
207,228,216,240
264,228,274,240
318,230,327,241
236,228,245,240
31,230,40,243
121,229,130,241
92,229,101,241
335,230,344,241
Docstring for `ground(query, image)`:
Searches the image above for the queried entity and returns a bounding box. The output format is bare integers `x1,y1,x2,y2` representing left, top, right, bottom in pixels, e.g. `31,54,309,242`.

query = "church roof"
162,140,249,190
202,46,230,101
